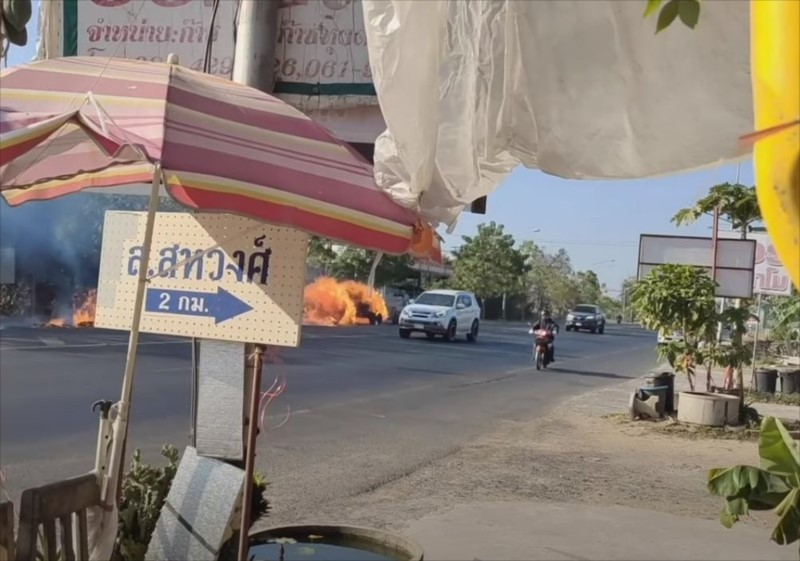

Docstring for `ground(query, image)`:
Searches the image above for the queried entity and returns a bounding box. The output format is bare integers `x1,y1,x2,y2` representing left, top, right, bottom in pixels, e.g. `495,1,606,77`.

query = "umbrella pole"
238,344,265,561
101,164,163,503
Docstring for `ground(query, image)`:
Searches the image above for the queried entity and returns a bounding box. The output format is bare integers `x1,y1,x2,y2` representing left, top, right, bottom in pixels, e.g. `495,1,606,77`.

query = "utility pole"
191,3,281,560
233,0,280,91
232,5,280,560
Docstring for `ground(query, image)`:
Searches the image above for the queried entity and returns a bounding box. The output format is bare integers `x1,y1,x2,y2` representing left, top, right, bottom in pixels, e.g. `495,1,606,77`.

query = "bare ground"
264,375,777,533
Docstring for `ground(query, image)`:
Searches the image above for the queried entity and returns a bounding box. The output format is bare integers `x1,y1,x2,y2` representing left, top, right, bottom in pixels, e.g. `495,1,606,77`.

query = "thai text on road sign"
95,212,310,346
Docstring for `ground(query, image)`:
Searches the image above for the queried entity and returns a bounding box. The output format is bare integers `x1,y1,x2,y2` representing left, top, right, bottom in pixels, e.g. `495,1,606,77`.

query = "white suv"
398,290,481,342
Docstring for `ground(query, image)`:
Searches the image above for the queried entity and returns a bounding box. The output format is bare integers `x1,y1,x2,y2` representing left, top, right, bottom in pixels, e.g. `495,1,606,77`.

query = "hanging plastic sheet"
362,0,753,229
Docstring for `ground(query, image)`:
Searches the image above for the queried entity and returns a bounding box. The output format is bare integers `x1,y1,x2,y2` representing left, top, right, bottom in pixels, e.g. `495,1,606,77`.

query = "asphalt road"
0,321,657,520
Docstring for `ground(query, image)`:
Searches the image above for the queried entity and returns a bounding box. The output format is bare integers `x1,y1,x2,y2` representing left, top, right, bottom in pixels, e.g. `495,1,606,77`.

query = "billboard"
718,231,793,296
37,0,382,141
637,234,756,299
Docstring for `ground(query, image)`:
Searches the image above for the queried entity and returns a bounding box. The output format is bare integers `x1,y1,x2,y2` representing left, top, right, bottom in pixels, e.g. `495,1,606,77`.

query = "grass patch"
602,413,800,442
746,390,800,407
603,413,631,425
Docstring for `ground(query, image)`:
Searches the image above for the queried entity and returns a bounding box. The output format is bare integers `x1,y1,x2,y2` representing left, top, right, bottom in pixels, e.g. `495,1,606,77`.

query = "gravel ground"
263,371,777,533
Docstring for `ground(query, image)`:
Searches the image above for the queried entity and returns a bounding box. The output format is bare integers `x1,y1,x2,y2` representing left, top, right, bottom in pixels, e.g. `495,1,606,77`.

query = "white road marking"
1,340,189,351
38,338,67,347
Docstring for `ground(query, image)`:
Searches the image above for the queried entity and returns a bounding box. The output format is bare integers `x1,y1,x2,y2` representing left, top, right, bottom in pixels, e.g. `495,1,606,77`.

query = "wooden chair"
0,501,14,561
15,474,102,561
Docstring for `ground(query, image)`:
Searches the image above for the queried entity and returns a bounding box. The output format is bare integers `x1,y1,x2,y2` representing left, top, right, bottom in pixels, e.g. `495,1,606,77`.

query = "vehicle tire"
599,324,604,334
590,327,597,334
535,349,543,370
565,326,572,332
443,320,457,342
466,320,479,342
375,314,383,326
399,329,411,339
426,333,436,340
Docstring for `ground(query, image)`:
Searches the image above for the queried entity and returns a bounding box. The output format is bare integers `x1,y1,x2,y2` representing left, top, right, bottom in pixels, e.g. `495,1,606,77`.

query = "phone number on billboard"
274,57,372,81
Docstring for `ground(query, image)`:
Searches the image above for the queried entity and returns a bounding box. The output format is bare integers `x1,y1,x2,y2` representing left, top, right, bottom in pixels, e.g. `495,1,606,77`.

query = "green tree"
620,275,638,321
672,182,761,239
631,264,718,390
307,237,338,275
575,270,602,304
329,247,372,281
517,242,579,317
327,246,414,287
450,222,528,315
673,182,763,392
598,294,622,318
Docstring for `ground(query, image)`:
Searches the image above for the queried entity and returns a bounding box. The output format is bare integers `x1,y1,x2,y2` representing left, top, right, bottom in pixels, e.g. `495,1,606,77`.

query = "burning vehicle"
356,301,383,325
304,277,389,326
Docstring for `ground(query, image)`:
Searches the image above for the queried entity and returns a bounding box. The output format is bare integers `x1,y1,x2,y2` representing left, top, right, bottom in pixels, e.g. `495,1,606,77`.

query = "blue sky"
4,2,752,292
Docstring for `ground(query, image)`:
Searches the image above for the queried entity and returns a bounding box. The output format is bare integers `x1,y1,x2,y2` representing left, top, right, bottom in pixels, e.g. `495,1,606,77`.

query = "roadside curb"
559,366,800,423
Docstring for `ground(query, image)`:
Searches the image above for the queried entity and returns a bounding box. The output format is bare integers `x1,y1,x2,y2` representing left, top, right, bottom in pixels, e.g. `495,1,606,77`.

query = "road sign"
637,234,756,299
95,212,310,346
717,231,793,296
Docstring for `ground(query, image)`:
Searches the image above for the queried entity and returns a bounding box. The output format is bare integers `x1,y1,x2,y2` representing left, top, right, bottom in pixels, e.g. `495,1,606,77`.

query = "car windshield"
415,293,456,307
574,305,597,314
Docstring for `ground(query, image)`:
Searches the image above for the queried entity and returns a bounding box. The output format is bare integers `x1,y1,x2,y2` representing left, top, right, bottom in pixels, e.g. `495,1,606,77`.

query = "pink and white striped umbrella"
0,56,440,259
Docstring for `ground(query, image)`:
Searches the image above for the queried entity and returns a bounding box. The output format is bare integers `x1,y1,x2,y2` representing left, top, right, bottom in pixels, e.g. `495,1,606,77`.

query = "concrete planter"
677,391,740,426
248,524,424,560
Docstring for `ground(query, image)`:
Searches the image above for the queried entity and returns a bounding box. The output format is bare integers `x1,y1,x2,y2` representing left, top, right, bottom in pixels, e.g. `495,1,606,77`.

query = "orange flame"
44,289,97,328
72,289,97,327
303,277,389,326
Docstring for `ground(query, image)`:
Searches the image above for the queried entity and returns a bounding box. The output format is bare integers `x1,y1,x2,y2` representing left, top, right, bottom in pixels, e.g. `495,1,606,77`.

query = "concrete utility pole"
233,0,280,91
192,2,281,560
232,4,280,560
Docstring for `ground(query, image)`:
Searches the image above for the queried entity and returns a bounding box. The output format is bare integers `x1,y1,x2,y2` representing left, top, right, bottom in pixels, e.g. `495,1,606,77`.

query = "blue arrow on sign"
145,287,253,324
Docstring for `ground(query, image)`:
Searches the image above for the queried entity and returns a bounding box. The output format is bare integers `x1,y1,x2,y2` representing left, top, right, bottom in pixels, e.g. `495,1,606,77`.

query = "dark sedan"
565,304,606,334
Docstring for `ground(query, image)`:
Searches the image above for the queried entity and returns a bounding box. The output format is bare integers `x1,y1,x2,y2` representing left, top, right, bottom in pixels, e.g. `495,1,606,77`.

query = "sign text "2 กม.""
145,287,253,324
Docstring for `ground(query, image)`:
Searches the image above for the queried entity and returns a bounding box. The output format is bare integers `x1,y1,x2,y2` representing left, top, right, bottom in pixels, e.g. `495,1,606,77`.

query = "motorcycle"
528,324,554,370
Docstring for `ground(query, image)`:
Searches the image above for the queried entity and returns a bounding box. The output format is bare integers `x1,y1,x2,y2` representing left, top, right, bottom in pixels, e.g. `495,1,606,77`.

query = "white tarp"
362,0,753,229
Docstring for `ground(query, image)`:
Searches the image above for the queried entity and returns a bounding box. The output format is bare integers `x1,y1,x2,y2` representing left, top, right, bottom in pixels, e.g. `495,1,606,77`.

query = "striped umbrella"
0,56,439,259
0,55,441,561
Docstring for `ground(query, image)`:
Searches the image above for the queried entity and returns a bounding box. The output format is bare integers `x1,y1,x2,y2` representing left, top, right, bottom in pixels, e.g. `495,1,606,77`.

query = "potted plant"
112,445,271,561
631,264,718,392
631,265,749,425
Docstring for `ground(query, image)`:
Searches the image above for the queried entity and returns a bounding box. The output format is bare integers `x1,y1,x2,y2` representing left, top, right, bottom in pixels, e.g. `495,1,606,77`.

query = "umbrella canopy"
0,56,439,260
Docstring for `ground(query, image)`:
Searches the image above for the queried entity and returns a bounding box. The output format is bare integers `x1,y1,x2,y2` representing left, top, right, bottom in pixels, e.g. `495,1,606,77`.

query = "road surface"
0,321,656,520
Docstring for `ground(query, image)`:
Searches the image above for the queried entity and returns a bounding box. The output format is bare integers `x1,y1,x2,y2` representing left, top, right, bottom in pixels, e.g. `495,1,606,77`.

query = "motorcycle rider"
531,310,558,363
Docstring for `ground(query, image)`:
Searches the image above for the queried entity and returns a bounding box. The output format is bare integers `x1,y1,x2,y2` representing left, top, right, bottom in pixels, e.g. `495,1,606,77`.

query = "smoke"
0,193,158,316
1,196,97,287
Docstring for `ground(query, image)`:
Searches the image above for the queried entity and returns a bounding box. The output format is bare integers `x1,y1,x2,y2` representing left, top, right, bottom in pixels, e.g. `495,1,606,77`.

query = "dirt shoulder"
281,371,778,532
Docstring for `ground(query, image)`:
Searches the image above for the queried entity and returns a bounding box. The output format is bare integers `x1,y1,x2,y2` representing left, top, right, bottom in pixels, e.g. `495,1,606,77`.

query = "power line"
534,239,638,248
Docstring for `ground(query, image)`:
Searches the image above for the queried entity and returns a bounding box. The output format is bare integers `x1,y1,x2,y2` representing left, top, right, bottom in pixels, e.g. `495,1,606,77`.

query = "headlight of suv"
433,310,447,318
